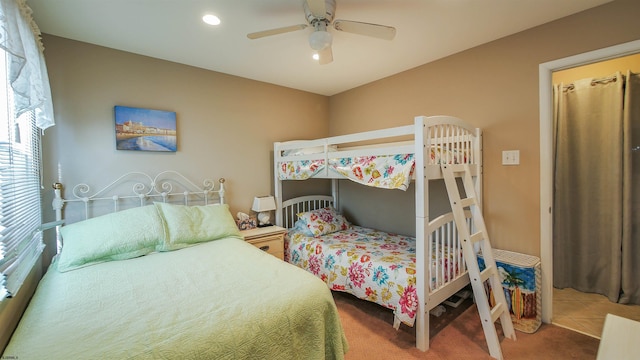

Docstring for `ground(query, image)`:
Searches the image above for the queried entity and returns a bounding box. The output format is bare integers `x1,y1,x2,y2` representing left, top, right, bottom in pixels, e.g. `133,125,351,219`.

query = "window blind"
0,50,44,299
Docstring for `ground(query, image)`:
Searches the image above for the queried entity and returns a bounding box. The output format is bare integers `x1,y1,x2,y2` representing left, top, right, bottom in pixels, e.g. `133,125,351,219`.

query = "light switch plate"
502,150,520,165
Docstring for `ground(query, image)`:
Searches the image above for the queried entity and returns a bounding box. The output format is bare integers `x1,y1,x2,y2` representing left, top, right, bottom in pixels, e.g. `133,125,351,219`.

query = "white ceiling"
27,0,611,96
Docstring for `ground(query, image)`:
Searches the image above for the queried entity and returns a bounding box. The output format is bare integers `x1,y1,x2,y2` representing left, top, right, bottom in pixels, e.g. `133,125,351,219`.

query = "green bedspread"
3,238,348,359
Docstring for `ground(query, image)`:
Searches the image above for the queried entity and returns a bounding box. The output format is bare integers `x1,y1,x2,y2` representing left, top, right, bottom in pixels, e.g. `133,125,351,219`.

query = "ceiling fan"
247,0,396,65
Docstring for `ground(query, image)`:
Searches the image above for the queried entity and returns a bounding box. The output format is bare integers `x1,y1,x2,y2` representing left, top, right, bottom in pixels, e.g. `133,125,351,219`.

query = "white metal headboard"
53,170,225,221
53,171,225,221
52,170,226,253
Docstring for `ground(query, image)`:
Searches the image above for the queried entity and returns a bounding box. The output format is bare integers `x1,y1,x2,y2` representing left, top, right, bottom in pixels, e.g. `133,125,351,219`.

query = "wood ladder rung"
490,302,507,322
479,266,495,282
459,197,476,208
470,231,484,244
445,164,467,172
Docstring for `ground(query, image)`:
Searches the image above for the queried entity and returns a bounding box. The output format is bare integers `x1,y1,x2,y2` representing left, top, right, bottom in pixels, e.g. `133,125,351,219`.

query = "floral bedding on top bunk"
285,207,463,327
277,146,469,190
277,154,414,190
331,154,414,190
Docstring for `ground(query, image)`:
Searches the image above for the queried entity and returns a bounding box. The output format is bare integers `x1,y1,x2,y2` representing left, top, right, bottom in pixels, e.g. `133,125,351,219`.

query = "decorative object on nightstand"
252,195,276,227
241,226,287,260
236,212,257,230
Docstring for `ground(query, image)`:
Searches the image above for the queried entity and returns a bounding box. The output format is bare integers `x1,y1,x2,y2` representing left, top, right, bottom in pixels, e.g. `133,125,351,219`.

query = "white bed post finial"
52,182,64,220
218,178,226,204
52,182,64,254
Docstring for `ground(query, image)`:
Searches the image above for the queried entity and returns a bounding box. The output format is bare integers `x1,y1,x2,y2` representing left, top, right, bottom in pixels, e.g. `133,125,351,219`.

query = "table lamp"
252,196,276,227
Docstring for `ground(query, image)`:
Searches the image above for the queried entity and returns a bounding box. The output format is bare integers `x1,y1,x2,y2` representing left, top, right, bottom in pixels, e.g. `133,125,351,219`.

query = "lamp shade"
252,196,276,212
252,196,276,227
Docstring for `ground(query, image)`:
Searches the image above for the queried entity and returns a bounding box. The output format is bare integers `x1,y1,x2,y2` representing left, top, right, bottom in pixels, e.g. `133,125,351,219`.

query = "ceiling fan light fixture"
247,0,394,65
308,30,332,51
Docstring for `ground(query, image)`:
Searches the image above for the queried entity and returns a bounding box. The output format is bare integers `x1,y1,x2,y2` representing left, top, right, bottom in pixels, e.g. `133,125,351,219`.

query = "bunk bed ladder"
441,163,516,360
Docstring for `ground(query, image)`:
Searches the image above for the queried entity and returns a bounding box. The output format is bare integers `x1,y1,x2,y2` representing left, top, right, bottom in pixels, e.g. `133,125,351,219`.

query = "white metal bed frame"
273,115,482,352
52,170,226,252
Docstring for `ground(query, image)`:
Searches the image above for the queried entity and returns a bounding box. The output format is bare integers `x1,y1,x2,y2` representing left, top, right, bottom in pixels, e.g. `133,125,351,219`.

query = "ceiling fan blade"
333,20,396,40
306,0,327,19
318,46,333,65
247,24,307,39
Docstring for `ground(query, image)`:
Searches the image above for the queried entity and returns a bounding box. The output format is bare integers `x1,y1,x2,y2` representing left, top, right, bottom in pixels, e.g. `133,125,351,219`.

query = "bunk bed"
273,115,482,352
3,171,348,360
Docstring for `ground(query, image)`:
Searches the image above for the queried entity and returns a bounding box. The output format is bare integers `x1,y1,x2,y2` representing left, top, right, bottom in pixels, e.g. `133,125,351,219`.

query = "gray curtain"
622,71,640,304
553,71,640,304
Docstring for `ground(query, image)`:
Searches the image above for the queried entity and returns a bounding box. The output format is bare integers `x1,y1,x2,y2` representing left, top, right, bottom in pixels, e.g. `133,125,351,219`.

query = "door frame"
539,39,640,323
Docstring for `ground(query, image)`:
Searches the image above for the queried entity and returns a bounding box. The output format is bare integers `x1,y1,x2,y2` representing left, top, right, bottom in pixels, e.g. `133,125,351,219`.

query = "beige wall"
329,0,640,256
40,34,330,230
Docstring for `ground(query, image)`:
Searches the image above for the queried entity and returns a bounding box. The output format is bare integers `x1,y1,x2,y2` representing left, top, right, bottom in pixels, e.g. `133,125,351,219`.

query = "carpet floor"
333,291,601,359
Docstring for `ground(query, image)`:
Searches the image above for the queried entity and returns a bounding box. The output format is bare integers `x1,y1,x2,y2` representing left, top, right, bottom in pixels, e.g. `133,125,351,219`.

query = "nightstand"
241,226,287,260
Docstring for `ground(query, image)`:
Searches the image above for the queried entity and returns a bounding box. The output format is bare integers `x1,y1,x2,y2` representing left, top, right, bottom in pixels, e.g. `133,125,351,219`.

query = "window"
0,0,55,300
0,50,43,299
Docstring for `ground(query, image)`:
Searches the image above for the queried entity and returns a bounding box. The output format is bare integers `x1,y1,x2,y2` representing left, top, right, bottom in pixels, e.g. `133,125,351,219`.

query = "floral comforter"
286,225,465,327
286,225,418,326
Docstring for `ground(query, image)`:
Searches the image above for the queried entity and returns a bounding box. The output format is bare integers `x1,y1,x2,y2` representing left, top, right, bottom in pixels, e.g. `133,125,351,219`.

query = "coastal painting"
114,106,177,152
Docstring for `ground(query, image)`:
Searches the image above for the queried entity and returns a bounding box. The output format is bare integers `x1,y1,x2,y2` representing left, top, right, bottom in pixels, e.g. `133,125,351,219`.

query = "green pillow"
57,205,165,272
154,202,242,251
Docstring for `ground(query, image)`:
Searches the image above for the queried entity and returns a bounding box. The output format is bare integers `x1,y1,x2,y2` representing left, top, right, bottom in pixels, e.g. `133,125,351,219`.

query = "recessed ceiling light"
202,14,221,26
312,53,319,61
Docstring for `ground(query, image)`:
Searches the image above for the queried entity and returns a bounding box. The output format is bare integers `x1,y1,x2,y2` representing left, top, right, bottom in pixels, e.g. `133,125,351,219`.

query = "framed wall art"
114,105,177,152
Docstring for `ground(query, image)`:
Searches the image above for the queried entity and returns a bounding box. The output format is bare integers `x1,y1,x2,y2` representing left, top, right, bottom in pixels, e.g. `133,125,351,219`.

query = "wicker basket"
478,249,542,333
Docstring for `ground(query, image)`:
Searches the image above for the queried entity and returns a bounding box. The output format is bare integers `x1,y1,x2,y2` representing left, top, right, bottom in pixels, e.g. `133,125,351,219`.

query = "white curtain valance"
0,0,54,130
